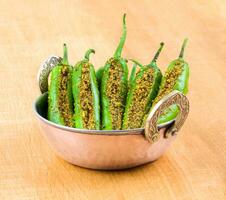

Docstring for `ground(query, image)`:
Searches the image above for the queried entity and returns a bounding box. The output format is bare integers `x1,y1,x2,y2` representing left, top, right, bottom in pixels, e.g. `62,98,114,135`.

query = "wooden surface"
0,0,225,199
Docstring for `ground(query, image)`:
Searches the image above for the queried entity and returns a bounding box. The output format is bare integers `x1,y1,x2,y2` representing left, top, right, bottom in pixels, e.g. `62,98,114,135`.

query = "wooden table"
0,0,225,199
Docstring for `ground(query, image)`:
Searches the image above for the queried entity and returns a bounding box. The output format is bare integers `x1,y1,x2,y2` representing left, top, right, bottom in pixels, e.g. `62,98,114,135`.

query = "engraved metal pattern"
145,91,189,143
38,56,62,93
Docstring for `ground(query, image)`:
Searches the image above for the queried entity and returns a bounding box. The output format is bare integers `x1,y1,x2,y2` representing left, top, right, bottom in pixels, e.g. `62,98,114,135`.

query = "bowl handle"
144,90,189,143
37,55,62,93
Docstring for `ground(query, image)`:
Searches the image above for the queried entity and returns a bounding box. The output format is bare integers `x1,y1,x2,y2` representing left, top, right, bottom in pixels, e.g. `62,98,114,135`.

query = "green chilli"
122,43,164,129
100,13,128,130
128,62,137,90
48,44,74,127
72,49,100,129
96,66,104,86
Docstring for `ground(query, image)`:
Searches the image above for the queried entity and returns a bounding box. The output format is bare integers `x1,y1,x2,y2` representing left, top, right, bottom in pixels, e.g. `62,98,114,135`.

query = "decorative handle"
144,91,189,143
37,55,62,93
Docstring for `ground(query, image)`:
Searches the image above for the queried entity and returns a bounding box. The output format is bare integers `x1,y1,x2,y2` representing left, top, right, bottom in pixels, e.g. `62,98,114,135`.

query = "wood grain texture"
0,0,225,199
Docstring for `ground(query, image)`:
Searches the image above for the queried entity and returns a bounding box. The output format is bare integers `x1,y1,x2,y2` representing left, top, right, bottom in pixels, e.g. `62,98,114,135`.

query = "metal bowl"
33,56,189,170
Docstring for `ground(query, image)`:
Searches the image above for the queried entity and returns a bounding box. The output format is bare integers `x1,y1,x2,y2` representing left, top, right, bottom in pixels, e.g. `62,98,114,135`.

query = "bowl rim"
33,92,175,135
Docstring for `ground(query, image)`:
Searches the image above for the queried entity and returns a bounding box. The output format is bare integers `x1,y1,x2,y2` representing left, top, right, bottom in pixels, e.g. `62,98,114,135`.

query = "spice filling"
125,67,154,129
106,58,126,129
58,66,73,127
79,62,95,129
152,62,183,106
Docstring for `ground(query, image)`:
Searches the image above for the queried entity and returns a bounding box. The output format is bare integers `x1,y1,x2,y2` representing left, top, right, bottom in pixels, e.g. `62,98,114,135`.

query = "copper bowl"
33,56,189,170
